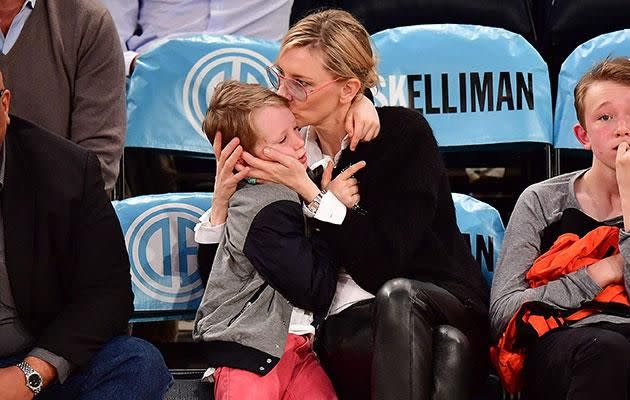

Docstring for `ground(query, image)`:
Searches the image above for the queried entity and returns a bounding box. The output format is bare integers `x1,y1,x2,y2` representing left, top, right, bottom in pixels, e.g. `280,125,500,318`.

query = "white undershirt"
301,126,375,314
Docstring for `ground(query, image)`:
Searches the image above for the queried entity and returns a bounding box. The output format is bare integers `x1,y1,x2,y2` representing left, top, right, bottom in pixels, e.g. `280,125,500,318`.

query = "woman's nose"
277,81,291,100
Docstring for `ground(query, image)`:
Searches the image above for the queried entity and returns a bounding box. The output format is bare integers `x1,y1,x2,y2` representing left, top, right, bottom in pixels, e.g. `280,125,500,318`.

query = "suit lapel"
2,130,36,317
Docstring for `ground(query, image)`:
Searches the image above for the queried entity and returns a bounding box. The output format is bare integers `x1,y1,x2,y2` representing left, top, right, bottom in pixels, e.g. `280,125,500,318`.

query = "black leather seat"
291,0,535,44
537,0,630,102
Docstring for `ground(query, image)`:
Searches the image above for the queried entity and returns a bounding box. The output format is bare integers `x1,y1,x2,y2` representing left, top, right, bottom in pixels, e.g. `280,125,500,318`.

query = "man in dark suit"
0,71,171,399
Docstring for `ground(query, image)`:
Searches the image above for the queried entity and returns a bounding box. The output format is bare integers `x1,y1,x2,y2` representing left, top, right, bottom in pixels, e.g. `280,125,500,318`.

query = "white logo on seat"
182,48,274,138
125,203,205,305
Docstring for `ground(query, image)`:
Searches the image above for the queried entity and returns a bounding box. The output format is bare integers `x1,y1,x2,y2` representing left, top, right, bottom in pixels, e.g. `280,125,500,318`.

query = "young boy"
193,80,350,400
490,57,630,399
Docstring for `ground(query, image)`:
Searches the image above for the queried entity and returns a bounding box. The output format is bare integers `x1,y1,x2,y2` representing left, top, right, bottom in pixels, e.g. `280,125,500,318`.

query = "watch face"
28,374,42,387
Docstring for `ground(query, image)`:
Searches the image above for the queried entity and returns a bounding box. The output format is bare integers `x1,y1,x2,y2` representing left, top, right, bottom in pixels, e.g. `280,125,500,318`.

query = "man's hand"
616,142,630,230
0,366,34,400
345,94,380,151
24,356,56,387
322,161,366,208
210,131,250,225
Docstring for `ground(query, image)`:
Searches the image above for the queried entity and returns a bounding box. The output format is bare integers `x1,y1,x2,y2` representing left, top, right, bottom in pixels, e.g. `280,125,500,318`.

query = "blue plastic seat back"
554,30,630,150
452,193,505,287
113,192,212,320
112,191,501,318
371,24,552,148
126,34,280,155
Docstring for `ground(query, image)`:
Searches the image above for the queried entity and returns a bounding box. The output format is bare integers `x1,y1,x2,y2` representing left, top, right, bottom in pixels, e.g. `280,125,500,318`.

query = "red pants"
213,334,338,400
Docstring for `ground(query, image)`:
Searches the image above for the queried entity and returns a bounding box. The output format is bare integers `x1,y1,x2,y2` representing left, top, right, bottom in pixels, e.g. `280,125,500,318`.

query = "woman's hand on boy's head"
345,94,380,151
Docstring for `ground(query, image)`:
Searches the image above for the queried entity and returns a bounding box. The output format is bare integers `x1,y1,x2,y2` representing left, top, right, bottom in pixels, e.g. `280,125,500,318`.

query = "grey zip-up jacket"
193,182,337,374
490,170,630,339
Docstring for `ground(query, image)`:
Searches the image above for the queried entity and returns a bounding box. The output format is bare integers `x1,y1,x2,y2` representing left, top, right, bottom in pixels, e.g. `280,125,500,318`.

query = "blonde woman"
198,10,489,400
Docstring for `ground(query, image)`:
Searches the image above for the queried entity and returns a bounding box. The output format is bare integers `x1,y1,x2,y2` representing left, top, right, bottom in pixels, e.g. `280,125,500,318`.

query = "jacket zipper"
227,283,269,327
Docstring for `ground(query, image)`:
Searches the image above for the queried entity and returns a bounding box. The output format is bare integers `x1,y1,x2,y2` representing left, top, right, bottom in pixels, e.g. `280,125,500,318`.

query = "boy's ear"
339,78,362,104
574,122,592,150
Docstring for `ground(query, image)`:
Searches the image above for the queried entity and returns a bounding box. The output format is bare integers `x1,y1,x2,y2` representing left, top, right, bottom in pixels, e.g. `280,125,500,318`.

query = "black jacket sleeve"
316,108,447,293
36,152,134,368
198,243,219,286
243,200,338,314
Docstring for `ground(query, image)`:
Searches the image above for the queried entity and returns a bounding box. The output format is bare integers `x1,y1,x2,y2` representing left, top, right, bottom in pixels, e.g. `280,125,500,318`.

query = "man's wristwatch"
16,361,43,395
306,190,326,214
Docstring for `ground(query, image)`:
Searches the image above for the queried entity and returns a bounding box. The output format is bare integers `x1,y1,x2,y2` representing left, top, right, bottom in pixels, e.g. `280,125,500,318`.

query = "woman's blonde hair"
281,9,378,94
202,80,288,151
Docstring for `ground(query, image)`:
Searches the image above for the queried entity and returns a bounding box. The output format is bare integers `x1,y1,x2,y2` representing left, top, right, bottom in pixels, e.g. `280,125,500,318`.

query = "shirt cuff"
27,347,74,384
572,267,604,295
619,229,630,252
303,191,346,225
194,208,225,244
201,367,216,383
124,51,139,76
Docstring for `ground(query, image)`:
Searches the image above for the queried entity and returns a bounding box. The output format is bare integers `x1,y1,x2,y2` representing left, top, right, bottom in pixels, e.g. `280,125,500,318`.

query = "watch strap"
17,361,43,394
307,190,326,214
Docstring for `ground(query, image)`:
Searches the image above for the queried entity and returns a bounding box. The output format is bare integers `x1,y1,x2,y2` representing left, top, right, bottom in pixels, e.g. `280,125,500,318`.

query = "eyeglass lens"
266,66,307,101
266,66,280,90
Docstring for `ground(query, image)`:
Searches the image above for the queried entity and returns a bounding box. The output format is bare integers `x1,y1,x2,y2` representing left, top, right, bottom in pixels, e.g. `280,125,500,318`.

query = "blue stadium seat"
537,0,630,101
114,193,214,398
452,193,504,288
553,30,630,174
453,193,505,399
371,24,553,220
372,24,551,148
113,192,213,321
122,34,281,197
113,191,502,315
126,34,279,155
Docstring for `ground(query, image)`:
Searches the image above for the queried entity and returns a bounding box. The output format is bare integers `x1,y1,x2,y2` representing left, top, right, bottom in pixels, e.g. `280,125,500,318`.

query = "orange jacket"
491,225,630,394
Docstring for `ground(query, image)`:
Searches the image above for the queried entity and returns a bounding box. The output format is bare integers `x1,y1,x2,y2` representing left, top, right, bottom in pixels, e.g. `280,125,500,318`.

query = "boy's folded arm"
618,230,630,296
490,189,602,338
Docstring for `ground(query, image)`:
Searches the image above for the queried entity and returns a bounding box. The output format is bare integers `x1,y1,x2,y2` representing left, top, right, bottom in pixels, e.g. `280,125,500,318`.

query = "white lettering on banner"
371,72,535,113
125,203,206,304
182,48,274,138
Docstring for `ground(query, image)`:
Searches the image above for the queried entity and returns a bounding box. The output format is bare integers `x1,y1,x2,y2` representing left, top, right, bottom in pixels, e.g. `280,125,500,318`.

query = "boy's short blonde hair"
574,57,630,128
202,80,289,151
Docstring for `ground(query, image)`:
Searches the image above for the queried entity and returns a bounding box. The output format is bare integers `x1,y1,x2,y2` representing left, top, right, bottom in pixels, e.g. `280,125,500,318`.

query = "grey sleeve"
71,5,126,191
619,230,630,296
28,347,75,384
489,188,603,339
95,0,139,51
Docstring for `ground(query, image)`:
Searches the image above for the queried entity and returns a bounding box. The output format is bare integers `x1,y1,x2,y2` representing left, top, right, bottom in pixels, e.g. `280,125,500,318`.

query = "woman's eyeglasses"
266,65,341,102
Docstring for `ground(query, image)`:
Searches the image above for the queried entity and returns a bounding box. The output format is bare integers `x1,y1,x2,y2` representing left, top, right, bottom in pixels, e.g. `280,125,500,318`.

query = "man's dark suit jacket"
2,115,133,369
